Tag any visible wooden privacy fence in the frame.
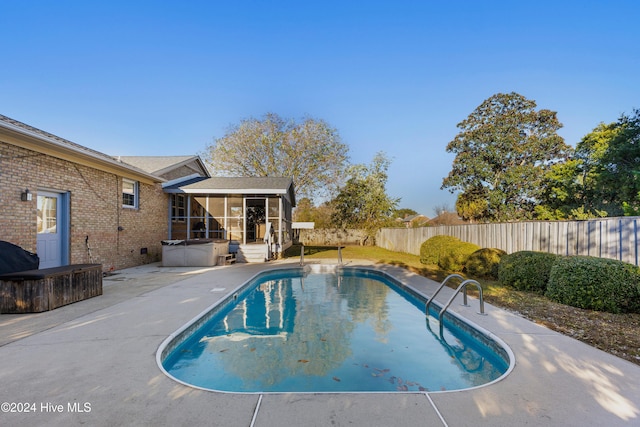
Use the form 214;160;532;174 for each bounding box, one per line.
376;216;640;266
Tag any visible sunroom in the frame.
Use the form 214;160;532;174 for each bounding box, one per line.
162;176;295;262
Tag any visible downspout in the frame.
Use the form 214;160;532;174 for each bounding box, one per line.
223;196;228;240
243;196;247;245
167;194;172;239
116;175;120;258
278;197;283;256
187;195;192;240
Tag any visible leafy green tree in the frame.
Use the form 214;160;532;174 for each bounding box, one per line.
537;122;618;219
442;92;571;222
331;152;400;242
293;197;334;228
293;197;315;222
597;109;640;215
455;187;489;223
310;202;335;228
537;112;640;218
205;113;349;200
535;159;584;219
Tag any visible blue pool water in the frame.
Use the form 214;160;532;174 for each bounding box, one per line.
160;266;510;393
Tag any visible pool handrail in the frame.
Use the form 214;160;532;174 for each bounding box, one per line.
300;244;305;266
438;279;486;335
425;274;464;316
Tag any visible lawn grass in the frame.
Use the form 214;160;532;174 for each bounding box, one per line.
285;244;447;280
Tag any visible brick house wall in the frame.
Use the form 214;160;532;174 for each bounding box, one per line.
0;142;35;250
0;141;168;271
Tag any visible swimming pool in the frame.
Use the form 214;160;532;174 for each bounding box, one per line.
157;265;512;393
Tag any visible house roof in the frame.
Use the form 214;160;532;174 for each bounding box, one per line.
0;114;164;184
427;212;467;226
401;214;429;223
163;176;296;205
117;156;209;178
1;115;297;203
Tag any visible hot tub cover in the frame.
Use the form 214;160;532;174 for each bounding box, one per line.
161;239;228;246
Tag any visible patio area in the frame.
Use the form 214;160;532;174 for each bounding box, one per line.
1;260;639;426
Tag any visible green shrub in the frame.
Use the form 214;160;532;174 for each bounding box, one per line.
438;241;481;272
498;251;559;293
546;256;640;314
420;235;460;265
465;248;507;279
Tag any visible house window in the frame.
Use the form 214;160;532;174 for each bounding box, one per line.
122;178;139;208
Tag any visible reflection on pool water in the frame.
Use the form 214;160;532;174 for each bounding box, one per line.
159;266;510;393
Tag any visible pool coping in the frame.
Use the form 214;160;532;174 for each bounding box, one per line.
1;260;639;426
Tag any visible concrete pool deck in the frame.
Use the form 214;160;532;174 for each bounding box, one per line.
1;260;639;426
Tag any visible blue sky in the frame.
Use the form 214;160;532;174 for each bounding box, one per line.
2;1;639;217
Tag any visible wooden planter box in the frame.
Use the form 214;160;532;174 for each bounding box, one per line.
0;264;103;313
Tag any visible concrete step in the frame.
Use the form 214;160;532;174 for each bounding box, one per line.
236;244;268;263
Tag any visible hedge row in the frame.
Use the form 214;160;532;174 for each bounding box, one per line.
498;251;640;314
420;235;640;314
419;236;501;278
547;257;640;314
419;235;461;266
498;251;560;293
466;248;507;279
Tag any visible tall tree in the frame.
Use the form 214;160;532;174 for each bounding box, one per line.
598;109;640;214
332;152;400;242
534;158;586;219
293;197;315;222
537;112;640;219
536;122;619;219
455;187;488;223
293;197;334;228
205;113;349;200
442;92;570;222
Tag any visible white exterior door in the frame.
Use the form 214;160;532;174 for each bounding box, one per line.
37;192;63;268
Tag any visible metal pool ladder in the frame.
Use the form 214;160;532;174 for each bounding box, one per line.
425;274;465;316
426;274;486;335
438;279;486;320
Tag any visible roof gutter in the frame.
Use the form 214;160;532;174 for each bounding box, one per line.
163;187;289;195
0;120;164;184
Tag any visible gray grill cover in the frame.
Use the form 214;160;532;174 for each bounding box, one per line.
0;241;40;275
